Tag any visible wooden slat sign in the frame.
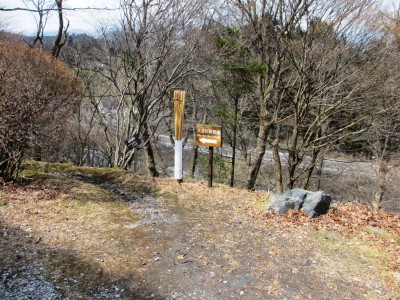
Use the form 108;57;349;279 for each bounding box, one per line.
195;125;222;148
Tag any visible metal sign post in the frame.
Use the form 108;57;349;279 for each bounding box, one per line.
174;90;186;182
195;125;222;187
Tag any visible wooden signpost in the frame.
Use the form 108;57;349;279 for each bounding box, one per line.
195;124;222;187
174;90;186;182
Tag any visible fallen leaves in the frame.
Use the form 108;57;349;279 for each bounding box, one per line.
291;267;299;274
244;202;400;273
176;254;186;260
247;202;400;236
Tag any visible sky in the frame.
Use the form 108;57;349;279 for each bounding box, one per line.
0;0;120;36
0;0;396;36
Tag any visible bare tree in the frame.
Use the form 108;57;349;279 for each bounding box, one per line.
363;4;400;209
275;0;382;190
229;0;311;190
22;0;54;48
78;0;210;176
227;0;386;192
50;0;69;58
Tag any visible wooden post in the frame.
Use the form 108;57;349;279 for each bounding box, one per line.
174;90;186;182
208;146;214;188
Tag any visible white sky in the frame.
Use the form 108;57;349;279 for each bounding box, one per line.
0;0;120;35
0;0;396;36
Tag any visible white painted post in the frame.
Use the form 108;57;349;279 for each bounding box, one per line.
174;140;183;180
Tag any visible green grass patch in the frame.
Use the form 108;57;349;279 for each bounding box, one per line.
22;161;124;183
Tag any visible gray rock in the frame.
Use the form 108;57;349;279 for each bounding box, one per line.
268;188;331;217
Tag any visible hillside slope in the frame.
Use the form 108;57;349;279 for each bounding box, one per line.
0;163;399;299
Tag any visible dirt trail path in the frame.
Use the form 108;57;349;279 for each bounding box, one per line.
1;169;398;299
96;174;393;299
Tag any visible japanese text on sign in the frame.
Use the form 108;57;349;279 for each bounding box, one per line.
195;125;222;148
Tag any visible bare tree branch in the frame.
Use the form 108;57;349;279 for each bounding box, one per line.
0;6;120;12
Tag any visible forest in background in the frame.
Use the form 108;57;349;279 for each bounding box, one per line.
0;0;399;211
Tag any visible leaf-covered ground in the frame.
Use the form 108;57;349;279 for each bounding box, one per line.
0;162;399;299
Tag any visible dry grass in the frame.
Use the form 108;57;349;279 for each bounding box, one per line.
1;162;399;299
1;172;151;296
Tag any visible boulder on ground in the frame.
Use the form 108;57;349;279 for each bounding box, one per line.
268;188;332;218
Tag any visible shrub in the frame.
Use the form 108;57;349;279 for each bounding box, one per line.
0;42;81;181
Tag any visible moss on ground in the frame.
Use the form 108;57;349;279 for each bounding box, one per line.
22;161;124;183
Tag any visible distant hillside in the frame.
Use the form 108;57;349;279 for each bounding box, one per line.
0;31;98;51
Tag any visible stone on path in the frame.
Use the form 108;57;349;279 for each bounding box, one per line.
268;188;332;218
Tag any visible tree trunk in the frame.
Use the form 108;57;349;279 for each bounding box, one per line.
245;52;281;190
33;144;43;162
165;118;175;146
373;159;388;209
372;134;390;209
246;116;271;190
51;0;68;58
230;96;239;187
270;126;282;193
301;149;320;189
190;111;207;179
121;149;136;170
287;125;299;189
316;155;324;190
78;145;84;166
143;124;159;177
190;144;199;178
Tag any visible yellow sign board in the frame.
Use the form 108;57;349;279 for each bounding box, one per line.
195;125;222;147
